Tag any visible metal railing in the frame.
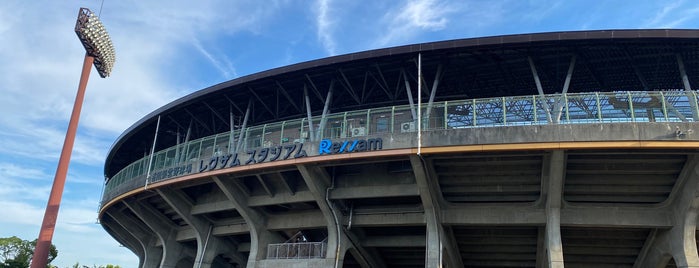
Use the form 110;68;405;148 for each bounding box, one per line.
266;242;327;259
101;90;699;204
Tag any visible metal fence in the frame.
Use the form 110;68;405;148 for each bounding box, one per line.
266;242;327;259
102;90;699;204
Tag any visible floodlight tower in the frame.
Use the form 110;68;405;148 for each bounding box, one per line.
30;7;115;268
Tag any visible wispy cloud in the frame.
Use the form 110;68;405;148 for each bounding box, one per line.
637;0;699;29
192;37;238;79
376;0;457;46
644;0;684;28
521;1;563;22
0;181;51;204
0;162;49;180
314;0;338;55
0;201;44;225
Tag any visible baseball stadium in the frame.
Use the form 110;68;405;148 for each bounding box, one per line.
99;29;699;268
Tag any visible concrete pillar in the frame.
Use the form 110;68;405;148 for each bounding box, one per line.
197;239;231;268
640;207;699;268
213;175;282;267
296;165;343;266
123;199;192;268
410;155;463;268
341;230;385;268
156;187;244;268
636;156;699;268
544;150;565;268
102;216;146;268
635;156;699;268
442;226;464;268
106;209;163;268
536;227;546;268
297;164;386;268
143;245;164;268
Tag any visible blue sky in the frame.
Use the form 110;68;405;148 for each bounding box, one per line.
0;0;697;267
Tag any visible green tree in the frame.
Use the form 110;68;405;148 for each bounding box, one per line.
0;236;57;268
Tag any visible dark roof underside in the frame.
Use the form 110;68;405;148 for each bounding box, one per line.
105;29;699;177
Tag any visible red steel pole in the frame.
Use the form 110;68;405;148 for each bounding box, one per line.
30;54;94;268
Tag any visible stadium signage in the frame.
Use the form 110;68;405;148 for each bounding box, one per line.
150;163;193;182
198;143;308;172
319;138;383;155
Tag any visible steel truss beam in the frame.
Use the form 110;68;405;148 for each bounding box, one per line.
203;102;229;128
372;63;395;100
248;86;275;119
339;68;361;104
305;74;326;102
276;81;302;113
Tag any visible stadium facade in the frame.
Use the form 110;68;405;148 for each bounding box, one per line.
99;29;699;268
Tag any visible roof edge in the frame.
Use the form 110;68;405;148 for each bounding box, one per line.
104;29;699;177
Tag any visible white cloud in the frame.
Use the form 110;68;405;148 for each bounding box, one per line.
0;200;44;226
0;0;293;168
0;162;49;180
0;165;52;202
52;205;137;267
192;37;238;79
376;0;458;46
652;5;699;28
315;0;338;55
643;0;684;28
520;0;563;22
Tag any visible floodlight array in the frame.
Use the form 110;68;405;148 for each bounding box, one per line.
75;8;116;78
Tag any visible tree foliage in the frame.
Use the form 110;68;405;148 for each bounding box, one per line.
0;236;57;268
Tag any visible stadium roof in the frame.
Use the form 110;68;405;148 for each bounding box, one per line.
105;29;699;178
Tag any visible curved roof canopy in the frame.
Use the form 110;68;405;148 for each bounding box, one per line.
105;29;699;178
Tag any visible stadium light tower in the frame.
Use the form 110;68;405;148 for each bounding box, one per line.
30;7;115;268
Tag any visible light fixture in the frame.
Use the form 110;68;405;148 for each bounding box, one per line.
74;7;116;78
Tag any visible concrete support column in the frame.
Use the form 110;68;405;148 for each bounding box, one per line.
156;187;243;268
536;227;546;268
544;150;565;268
643;221;699;268
102;216;147;268
106;209;163;268
296;164;343;266
197;238;234;268
297;164;386;268
195;232;231;268
342;229;385;268
546;208;564;268
213;175;281;267
123;199;192;268
636;156;699;268
410;155;463;268
442;226;463;268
